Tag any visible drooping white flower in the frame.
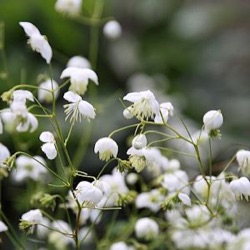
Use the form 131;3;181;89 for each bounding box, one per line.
94;137;118;161
132;134;147;149
63;91;96;123
0;221;8;232
38;79;59;103
229;177;250;200
19;22;52;64
74;181;103;206
21;209;43;224
12;90;34;103
135;217;159;241
203;110;223;132
55;0;82;16
67;56;91;69
154;102;174;123
127;147;147;172
39;131;57;160
236;149;250;176
60;67;98;95
103;20;122;40
11;155;47;182
123;90;160;120
0;143;10;168
136;189;164;212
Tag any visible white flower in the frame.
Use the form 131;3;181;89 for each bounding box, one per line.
12;90;34;103
229;177;250;200
39;131;57;160
203;110;223;132
21;209;43;224
126;173;138;185
236;149;250;176
123;90;160;120
63;91;96;122
178;193;191;206
135;217;159;241
0;221;8;232
123;107;134;119
154;102;174;123
67;56;91;69
110;242;134;250
55;0;82;16
60;67;98;95
185;205;210;227
11;155;47;182
103;20;122;40
38;79;59;103
0;143;10;167
132;134;147;149
94;137;118;161
127;147;147;172
75;181;103;206
19;22;52;64
136;189;164;212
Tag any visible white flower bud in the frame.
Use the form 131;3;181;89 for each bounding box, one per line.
236;149;250;176
203;110;223;132
103;20;122;40
132;134;147;149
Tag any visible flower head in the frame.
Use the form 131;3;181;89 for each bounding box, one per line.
61;67;98;95
19;22;52;64
67;56;91;69
154;102;174;123
229;177;250;200
135;217;159;241
123;90;160;120
38;79;59;103
39;131;57;160
103;20;122;40
94;137;118;161
63;91;96;123
55;0;82;16
236;149;250;176
203;110;223;134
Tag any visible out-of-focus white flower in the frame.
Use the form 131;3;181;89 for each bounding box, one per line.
123;90;160;120
0;143;10;167
136;189;164;212
203;110;223;132
229;177;250;200
161;170;189;194
178;192;191;206
228;228;250;250
0;221;8;232
11;155;47;182
103;20;122;40
94;137;118;161
75;181;103;206
236;149;250;176
132;134;147;149
49;220;74;248
60;67;98;95
37;217;50;239
55;0;82;16
135;217;159;241
67;56;91;69
21;209;43;224
126;172;138;185
154;102;174;123
19;22;52;64
39;131;57;160
38;79;59;103
12;90;34;103
63;91;95;123
123;107;134;119
185;205;210;227
110;241;134;250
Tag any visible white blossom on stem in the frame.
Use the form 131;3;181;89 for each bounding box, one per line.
94;137;118;161
60;67;98;95
229;177;250;200
132;134;147;149
67;56;91;69
38;79;59;103
123;90;160;120
103;20;122;40
63;91;96;122
55;0;82;16
39;131;57;160
19;22;52;64
236;149;250;176
203;110;223;134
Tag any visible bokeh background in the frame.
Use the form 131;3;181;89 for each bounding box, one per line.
1;0;250;247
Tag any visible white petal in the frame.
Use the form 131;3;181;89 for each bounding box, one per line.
41;143;57;160
178;193;191;206
0;221;8;232
78;100;96;119
63;91;82;103
19;22;41;37
60;67;78;78
67;56;91;69
39;38;52;64
83;68;99;85
39;131;55;143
